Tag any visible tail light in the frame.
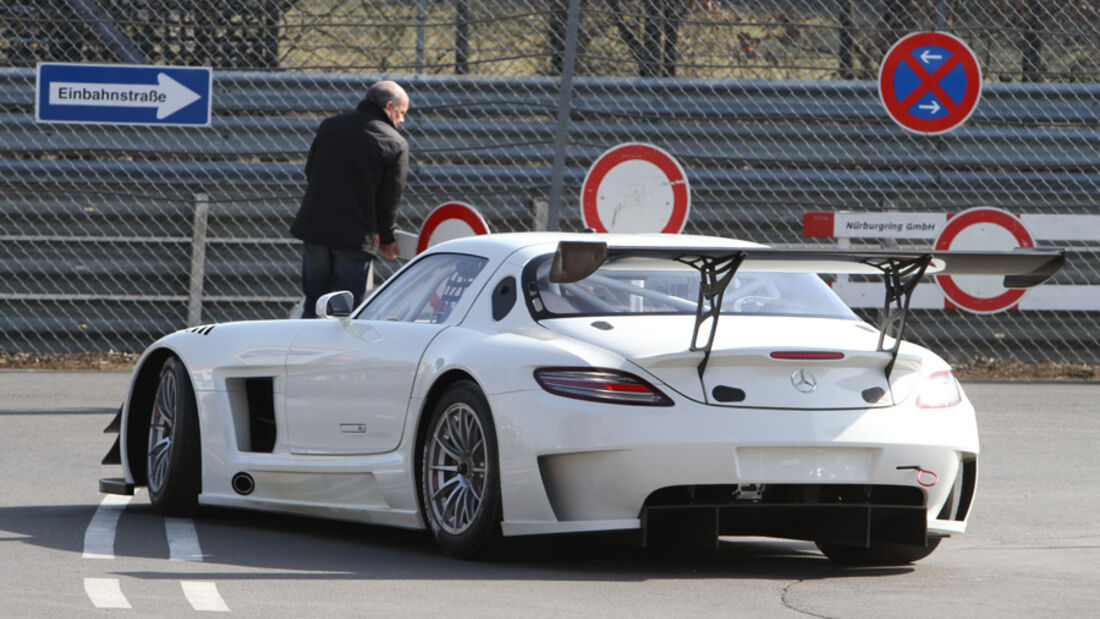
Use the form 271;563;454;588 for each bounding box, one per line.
534;367;673;406
916;370;962;408
770;351;845;360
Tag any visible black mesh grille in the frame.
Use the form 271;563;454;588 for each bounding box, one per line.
644;483;924;509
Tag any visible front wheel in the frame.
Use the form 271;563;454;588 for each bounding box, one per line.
145;356;202;515
816;537;942;566
419;381;502;559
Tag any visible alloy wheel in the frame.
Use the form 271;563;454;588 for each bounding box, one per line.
146;365;178;494
425;402;488;535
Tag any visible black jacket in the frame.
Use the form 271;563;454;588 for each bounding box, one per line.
290;99;408;252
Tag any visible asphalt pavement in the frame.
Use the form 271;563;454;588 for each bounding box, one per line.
0;370;1097;618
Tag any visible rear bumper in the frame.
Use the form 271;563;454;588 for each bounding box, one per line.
491;388;979;540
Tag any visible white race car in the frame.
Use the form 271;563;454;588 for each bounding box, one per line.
100;233;1064;564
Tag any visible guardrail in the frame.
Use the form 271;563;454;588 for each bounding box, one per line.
0;68;1097;361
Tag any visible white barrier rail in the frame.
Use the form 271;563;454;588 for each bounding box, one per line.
802;210;1100;312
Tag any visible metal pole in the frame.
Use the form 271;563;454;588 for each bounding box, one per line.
66;0;146;64
935;0;947;30
455;0;471;75
187;193;209;327
416;0;427;74
545;0;582;232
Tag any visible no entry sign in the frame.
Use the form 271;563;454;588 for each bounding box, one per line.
878;32;982;135
417;202;489;254
934;207;1034;313
802;209;1096;312
580;143;690;233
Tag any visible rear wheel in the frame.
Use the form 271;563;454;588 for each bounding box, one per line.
419;381;502;559
816;537;941;566
145;356;201;515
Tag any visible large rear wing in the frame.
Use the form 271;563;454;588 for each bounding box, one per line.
549;241;1065;289
548;241;1066;382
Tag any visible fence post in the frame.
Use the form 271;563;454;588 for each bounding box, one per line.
455;0;471;75
187;193;209;327
416;0;427;74
837;0;853;79
545;0;582;232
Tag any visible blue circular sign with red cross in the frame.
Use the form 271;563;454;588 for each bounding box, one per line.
878;31;982;135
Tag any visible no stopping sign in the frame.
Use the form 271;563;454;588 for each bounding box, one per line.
878;31;982;135
935;207;1035;313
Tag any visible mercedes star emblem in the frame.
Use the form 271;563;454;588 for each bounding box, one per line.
791;368;817;393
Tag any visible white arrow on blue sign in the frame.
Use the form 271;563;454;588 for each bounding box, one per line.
36;62;212;126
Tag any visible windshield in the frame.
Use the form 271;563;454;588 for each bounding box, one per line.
523;254;857;320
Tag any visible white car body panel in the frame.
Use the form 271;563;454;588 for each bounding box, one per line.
102;232;1060;553
284;320;445;455
542;315;915;408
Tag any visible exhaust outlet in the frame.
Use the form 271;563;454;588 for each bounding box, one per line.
231;472;255;495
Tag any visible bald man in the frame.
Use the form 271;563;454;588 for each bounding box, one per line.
290;81;410;318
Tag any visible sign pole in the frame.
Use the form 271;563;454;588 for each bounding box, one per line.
545;0;582;232
187;193;209;327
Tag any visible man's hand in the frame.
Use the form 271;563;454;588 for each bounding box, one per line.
378;241;400;259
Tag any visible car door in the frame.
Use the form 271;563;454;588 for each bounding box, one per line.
283;252;489;455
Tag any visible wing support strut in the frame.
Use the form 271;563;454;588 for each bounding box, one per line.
678;252;747;399
865;254;933;380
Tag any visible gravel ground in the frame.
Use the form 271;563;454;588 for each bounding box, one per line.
1;351;1096;381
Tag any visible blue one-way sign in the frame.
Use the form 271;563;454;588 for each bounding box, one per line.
36;62;212;126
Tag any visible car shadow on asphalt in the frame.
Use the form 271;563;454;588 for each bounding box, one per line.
0;502;912;582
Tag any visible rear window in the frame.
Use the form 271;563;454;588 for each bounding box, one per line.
522;254;857;320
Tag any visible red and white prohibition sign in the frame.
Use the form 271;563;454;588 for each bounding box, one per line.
878;31;982;134
416;201;490;254
935;207;1035;313
581;142;690;233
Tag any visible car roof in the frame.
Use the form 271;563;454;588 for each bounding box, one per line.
419;232;762;265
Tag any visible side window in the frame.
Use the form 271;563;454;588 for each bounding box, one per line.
357;253;488;323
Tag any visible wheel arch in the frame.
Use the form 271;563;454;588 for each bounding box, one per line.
124;348;184;486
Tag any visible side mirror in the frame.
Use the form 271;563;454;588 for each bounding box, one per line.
316;291;354;319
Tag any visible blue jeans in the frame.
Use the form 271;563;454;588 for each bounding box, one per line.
300;243;373;318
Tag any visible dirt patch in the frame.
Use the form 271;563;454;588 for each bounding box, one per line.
952;357;1099;381
1;351;1096;381
0;351;140;371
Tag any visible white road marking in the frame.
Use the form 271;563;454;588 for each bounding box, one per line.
82;494;132;559
83;495;230;611
181;581;230;612
165;517;204;561
83;578;132;609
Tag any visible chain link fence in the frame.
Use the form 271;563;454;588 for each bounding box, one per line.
1;0;1097;365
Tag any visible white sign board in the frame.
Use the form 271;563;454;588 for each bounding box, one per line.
580;143;690;233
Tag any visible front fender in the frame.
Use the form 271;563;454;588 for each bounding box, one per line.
118;319;308;486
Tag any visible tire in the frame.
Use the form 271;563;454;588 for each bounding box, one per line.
816;537;942;566
145;356;202;516
419;381;502;559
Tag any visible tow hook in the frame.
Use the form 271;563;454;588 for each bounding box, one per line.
897;465;939;487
